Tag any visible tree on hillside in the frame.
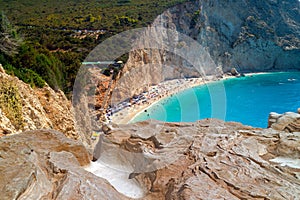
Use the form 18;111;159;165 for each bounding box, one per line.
0;12;22;56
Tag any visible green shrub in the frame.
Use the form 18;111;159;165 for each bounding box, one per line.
4;64;46;88
0;79;24;129
14;43;65;90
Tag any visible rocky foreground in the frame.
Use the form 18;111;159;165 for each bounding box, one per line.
1;118;299;199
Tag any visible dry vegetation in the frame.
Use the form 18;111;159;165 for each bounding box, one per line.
0;78;23;129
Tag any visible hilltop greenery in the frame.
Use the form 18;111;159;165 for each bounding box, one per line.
1;0;188;30
0;0;190;96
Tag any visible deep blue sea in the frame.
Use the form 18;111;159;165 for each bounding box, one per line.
131;72;300;128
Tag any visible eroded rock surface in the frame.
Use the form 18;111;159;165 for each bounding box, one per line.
1;120;300;199
96;119;300;199
151;0;300;72
0;130;128;200
268;110;300;132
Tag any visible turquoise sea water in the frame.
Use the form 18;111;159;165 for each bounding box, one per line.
131;72;300;128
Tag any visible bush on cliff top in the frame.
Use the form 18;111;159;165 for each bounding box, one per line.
4;64;46;88
0;79;24;129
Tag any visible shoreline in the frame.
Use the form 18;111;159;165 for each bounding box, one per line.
111;75;229;124
110;72;280;124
